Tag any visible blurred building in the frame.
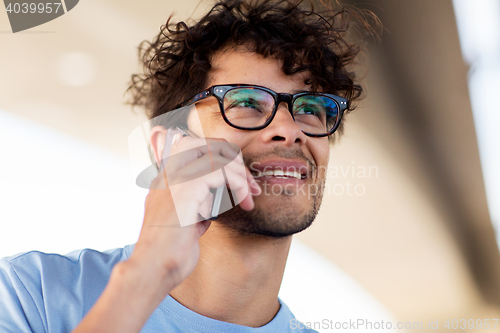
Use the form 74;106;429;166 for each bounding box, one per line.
1;0;499;332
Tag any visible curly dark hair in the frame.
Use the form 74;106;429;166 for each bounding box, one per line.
127;0;379;139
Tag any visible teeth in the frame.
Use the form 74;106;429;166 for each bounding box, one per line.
255;170;303;179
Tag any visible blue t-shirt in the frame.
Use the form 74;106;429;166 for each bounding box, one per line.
0;245;317;332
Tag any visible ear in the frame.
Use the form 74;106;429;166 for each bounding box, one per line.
150;126;168;169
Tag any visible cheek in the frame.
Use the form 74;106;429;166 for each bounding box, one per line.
187;104;223;138
186;107;204;137
224;130;254;151
311;140;330;178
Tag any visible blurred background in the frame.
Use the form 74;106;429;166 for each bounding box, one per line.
1;0;499;332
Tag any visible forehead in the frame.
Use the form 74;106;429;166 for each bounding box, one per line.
207;47;310;93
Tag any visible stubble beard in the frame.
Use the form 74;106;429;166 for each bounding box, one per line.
215;151;326;239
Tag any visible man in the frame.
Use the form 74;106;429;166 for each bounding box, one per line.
0;0;374;332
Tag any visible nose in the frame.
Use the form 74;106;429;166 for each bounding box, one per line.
260;102;307;146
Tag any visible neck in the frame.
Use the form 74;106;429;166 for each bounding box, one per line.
169;223;292;327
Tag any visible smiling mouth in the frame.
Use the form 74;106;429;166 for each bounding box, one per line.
251;169;307;180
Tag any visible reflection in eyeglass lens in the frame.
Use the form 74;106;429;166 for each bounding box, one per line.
293;95;339;134
223;87;339;134
223;88;274;128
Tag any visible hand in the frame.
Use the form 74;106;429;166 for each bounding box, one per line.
128;134;261;291
72;134;260;333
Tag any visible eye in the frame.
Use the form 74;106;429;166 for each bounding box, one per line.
295;104;322;116
294;100;326;119
228;98;263;112
223;88;274;117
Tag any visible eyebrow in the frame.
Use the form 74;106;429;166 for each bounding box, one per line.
292;89;311;94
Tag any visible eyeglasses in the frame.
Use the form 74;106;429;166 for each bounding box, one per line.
176;84;348;137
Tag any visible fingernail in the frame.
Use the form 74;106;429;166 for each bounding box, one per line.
251;179;261;195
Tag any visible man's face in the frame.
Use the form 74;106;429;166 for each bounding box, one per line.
187;47;330;238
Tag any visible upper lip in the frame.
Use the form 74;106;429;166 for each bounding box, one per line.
248;159;310;179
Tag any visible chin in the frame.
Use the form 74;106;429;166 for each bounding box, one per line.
215;192;322;239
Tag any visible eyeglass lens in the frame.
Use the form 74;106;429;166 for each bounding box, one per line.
222;87;339;135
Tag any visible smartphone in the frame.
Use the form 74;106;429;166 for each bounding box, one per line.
163;127;224;220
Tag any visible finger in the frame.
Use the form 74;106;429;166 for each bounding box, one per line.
222;167;255;210
170;136;242;162
166;153;237;186
160;135;209;173
223;159;261;198
189;159;256;211
238;192;256;211
196;220;211;237
165;140;242;176
205;140;242;164
173;166;248;197
169;167;249;224
170;136;240;159
198;191;214;220
227;167;260;212
244;166;261;196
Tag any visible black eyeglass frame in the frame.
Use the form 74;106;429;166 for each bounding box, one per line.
176;84;348;137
